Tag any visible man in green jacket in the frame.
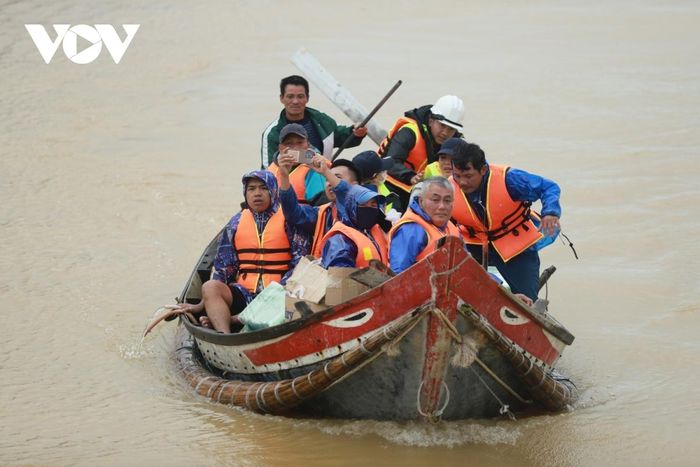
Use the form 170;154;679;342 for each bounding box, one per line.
261;75;368;168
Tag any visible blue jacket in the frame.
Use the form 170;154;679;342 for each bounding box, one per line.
279;180;352;235
389;199;449;274
321;186;382;269
390;198;505;282
467;166;561;250
467;166;561;219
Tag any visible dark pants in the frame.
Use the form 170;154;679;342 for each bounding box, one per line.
227;283;253;313
467;244;541;301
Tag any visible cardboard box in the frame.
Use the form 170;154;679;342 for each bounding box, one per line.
284;256;328;304
324;267;370;306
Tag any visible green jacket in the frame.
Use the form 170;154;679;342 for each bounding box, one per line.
261;107;362;167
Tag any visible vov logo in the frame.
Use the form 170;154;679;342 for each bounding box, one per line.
25;24;140;64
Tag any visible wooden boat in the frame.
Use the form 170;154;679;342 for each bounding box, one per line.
173;234;576;421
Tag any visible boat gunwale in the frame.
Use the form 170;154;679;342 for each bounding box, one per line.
180;235;574;348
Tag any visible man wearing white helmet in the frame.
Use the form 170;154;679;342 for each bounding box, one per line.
378;95;465;210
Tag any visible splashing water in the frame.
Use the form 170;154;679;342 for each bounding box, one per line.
271;416;522;448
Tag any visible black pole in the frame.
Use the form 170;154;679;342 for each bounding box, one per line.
331;80;402;161
538;266;557;291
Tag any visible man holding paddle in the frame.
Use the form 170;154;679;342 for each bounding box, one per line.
261;75;368;168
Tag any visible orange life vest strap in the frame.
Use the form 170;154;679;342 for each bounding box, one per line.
320;222;387;267
449;166;542;261
380;117;430;194
390;209;460;262
311;203;336;258
234;209;292;292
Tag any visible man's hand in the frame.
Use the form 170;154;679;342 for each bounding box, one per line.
540;215;560;237
514;293;534;307
352;125;368;138
309;154;341;188
277;151;297;177
410;171;424;185
309;154;330;174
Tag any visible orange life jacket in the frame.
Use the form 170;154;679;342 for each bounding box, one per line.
319;222;388;268
234;209;292;293
310;203;338;258
450;165;543;262
379;116;429;193
389;208;461;266
268;162;311;203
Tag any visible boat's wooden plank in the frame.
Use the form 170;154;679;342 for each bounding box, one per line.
349;267;392;288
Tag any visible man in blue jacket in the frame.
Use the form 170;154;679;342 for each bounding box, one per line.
450;140;561;300
388;177;461;274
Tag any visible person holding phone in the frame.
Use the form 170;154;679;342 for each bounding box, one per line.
267;123;328;204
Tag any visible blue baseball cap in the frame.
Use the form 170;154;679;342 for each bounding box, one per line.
352;185;386;206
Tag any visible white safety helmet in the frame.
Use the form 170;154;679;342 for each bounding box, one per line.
430;95;465;131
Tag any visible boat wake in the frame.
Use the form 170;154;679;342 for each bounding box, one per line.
292;418;521;447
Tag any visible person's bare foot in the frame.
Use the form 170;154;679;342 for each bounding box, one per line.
198;315;213;328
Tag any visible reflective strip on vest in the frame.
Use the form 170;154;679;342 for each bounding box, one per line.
423;161;444;179
449;166;543;262
234;209;292;293
377;182;394;212
380;117;429;194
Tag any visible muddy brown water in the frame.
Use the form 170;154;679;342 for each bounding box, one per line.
2;1;699;465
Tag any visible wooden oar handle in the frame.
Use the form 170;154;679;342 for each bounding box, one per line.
332;80;403;161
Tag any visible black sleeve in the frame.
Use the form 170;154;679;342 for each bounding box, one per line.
385;127;418;184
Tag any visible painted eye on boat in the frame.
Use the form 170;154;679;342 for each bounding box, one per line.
323;308;374;328
499;306;530;326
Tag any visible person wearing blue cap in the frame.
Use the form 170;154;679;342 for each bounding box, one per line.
423;137;459;178
319;185;388;269
350;150;401;214
351;150;393;186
